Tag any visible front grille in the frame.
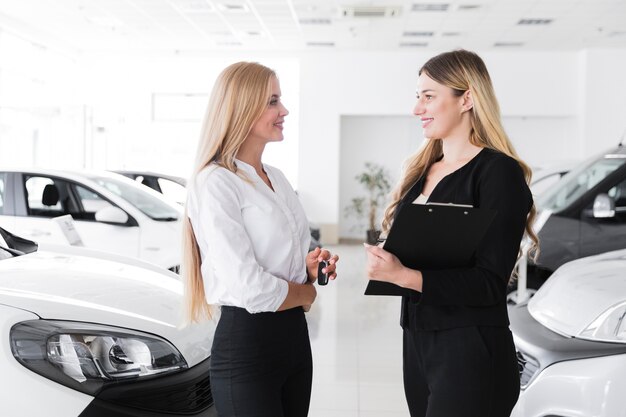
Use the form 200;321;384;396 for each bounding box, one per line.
110;372;212;413
517;350;539;388
93;356;213;415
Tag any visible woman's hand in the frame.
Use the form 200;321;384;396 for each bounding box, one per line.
306;247;340;283
364;243;423;291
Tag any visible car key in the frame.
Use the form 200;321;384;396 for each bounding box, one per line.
317;260;329;286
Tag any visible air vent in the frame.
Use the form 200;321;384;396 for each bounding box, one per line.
340;6;402;18
306;41;335;47
400;42;428;47
442;31;462;37
518;18;553;25
403;31;434;37
411;3;449;12
494;42;524;47
299;18;332;25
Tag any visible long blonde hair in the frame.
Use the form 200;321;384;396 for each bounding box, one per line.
381;50;539;261
182;62;276;323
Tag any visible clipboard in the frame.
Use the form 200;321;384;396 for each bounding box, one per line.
364;203;496;296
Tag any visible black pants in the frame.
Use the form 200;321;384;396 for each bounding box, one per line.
403;325;520;417
209;306;313;417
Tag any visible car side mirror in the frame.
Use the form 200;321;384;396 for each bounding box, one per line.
95;206;129;224
592;193;616;218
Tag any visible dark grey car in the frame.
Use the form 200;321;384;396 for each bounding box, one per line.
524;144;626;289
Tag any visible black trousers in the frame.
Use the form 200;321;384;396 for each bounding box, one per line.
209;306;313;417
403;323;520;417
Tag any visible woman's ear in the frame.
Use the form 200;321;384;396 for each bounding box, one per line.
461;90;474;113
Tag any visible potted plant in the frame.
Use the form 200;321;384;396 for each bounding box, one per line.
344;162;392;244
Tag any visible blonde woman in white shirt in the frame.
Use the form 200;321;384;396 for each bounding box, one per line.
183;62;339;417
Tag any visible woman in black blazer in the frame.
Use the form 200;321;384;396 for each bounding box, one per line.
364;50;538;417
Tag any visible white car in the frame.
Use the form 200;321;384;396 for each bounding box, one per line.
0;227;216;416
0;169;182;271
510;249;626;417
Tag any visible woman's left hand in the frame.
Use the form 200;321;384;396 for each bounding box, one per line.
306;247;339;283
364;243;405;284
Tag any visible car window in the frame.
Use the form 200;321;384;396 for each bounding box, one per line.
24;176;70;218
88;176;180;221
537;158;626;212
530;172;567;196
157;178;187;205
74;185;115;220
0;174;5;215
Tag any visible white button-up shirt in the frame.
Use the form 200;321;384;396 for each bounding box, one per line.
187;160;311;313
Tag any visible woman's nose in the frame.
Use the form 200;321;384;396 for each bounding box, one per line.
413;101;425;116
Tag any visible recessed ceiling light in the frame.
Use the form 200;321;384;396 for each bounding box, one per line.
518;18;553;25
299;18;332;25
494;42;524;47
456;4;482;11
340;6;402;18
176;0;215;13
306;41;335;47
216;3;250;13
217;41;243;46
403;31;434;37
411;4;449;12
399;42;429;47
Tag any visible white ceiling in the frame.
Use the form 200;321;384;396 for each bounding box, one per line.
0;0;625;56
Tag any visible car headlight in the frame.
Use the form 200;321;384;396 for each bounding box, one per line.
579;301;626;343
10;320;187;395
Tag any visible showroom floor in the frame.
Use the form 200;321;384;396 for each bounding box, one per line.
306;244;411;417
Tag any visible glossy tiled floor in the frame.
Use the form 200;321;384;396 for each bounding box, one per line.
305;244;411;417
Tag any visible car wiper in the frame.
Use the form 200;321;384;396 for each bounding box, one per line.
153;216;179;222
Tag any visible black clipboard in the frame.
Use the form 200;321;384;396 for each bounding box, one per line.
364;203;496;296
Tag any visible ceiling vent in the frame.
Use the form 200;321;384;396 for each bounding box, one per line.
411;3;450;12
340;6;402;18
403;31;434;37
299;18;332;25
518;18;553;25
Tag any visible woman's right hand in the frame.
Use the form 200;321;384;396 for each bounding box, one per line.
278;281;317;311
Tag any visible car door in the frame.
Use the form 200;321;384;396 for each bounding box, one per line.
68;182;141;259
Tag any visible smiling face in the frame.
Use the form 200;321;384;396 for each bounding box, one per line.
413;72;471;140
247;76;289;144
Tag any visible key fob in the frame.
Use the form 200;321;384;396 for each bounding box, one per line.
317;260;329;286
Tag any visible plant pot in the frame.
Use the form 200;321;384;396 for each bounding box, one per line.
366;229;381;245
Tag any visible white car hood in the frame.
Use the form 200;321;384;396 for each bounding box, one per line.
0;250;215;367
528;249;626;337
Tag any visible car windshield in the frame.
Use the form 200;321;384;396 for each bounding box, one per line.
537;156;626;212
88;176;180;221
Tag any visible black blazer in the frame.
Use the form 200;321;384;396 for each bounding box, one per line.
399;147;533;330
